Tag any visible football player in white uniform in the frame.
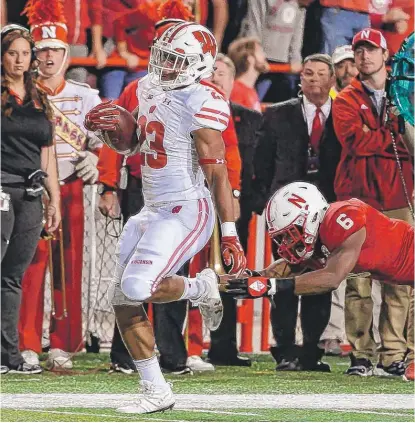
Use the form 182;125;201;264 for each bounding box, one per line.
85;21;246;413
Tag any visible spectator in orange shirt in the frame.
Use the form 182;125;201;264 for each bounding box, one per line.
100;0;193;99
227;37;268;112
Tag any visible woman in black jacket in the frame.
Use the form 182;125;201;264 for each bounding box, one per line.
1;26;61;374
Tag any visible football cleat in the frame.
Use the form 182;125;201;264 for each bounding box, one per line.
374;361;405;377
117;381;175;414
345;357;373;377
191;268;223;331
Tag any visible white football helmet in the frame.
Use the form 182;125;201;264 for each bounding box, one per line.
148;21;217;90
265;182;329;264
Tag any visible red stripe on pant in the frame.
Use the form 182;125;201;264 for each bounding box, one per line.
18;178;85;353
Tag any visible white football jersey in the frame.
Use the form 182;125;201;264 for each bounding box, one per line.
47;80;102;181
137;76;230;204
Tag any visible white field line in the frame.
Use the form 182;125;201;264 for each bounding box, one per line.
1;394;414;411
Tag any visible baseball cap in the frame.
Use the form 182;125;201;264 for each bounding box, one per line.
332;45;354;65
352;28;387;50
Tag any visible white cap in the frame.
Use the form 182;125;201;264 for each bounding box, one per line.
332;45;354;65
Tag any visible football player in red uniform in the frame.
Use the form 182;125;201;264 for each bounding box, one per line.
223;181;413;296
221;181;414;380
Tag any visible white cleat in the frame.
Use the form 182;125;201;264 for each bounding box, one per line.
45;348;73;370
186;355;215;372
192;268;223;331
117;381;175;414
21;350;40;366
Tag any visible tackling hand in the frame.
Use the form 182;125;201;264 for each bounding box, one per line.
221;235;246;276
219;272;295;303
84;100;120;132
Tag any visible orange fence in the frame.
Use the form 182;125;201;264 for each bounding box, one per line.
70;57;295;74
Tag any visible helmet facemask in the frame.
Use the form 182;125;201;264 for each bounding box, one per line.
270;211;321;265
149;42;201;90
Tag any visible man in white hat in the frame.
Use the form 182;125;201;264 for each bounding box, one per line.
331;44;358;96
320;44;359;356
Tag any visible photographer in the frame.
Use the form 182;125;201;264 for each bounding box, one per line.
1;26;61;374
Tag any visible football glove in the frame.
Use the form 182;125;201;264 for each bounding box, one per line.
221;235;246;276
84;100;120;132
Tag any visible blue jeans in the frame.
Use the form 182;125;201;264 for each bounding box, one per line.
320;8;370;55
100;69;147;99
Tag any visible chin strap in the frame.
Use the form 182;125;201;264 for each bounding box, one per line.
36;47;69;78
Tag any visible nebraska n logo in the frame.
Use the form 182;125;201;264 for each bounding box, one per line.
41;26;57;39
287;194;307;209
360;30;370;40
193;31;217;57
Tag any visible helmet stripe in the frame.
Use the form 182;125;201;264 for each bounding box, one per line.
167;21;197;43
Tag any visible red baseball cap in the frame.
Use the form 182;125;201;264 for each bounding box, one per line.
352;28;388;50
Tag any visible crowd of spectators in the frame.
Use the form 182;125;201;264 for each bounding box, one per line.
1;0;413;382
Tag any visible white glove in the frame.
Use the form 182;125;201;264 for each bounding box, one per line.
74;151;99;184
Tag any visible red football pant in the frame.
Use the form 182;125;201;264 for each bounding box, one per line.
19;178;85;353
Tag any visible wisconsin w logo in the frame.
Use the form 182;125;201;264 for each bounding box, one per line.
193;30;217;57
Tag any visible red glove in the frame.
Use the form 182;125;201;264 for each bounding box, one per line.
221;236;246;276
84;100;120;132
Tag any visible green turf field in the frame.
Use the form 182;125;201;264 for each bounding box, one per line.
1;354;414;422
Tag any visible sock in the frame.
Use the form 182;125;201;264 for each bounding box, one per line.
179;276;206;301
133;355;168;388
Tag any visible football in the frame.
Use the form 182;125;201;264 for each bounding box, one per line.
103;106;139;156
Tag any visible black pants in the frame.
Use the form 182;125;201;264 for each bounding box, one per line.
269;244;332;366
1;187;43;368
110;175;188;370
208;294;239;360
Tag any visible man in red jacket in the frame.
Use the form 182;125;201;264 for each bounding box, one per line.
332;28;413;380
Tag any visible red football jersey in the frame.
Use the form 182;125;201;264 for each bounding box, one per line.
319;199;414;284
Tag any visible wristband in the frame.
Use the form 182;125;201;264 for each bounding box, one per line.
269;277;296;296
221;222;237;237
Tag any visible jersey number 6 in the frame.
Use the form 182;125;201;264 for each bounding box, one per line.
336;213;354;230
138;115;167;169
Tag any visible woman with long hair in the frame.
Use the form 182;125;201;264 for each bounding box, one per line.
1;26;61;374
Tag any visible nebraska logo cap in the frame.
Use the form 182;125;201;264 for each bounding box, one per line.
352;28;387;50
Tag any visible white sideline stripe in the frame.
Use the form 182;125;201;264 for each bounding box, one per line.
6;407;414;422
1;394;414;411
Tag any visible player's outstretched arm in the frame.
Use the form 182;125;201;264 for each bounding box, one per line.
222;228;366;298
194;127;246;276
294;227;365;295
